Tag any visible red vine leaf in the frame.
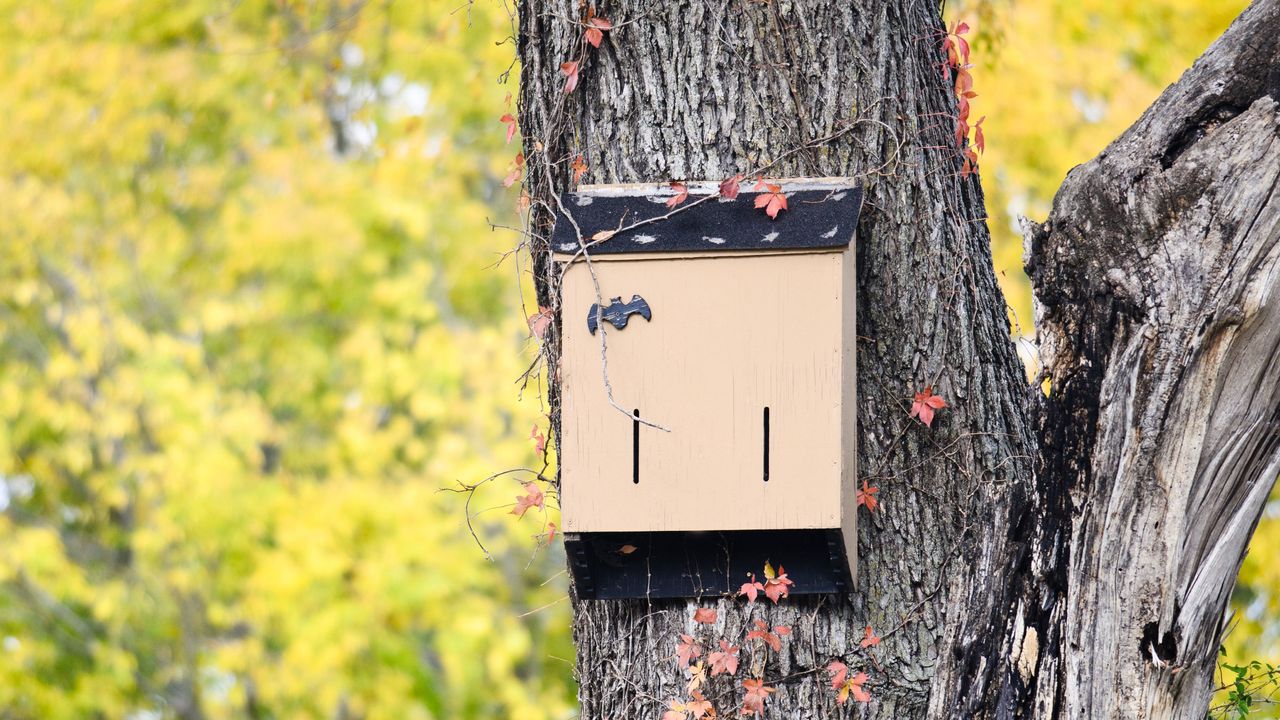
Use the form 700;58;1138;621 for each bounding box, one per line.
571;153;588;184
954;65;974;96
738;572;765;603
686;693;713;720
860;625;881;649
661;700;687;720
510;482;544;518
663;693;712;720
973;116;986;154
762;561;794;603
545;521;557;543
837;671;871;705
945;21;971;66
693;607;717;624
529;422;547;455
753;183;788;220
741;678;776;716
719;174;743;199
584;10;613;48
618;544;638;555
745;619;789;653
857;480;879;512
499;113;517;144
666;181;689;208
962;146;980;177
827;660;848;690
909;385;947;427
503;152;525;188
527;306;552;340
676;634;702;669
708;640;739;676
560;61;580;93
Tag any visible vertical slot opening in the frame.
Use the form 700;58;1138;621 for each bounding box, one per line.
632;409;641;484
763;407;770;482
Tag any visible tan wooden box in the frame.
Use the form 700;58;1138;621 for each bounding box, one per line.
553;180;862;599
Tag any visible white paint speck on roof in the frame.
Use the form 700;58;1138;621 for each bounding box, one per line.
761;231;779;243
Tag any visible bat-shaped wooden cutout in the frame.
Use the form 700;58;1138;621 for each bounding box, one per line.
587;295;652;335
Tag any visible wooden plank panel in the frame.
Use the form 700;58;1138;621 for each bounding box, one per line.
560;251;849;533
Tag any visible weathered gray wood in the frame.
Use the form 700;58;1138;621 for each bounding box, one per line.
515;0;1280;717
1025;0;1280;716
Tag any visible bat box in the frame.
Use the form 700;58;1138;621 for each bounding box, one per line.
554;179;862;600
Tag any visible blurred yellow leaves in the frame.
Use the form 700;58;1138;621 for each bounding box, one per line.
3;0;1269;717
958;0;1248;342
0;1;565;719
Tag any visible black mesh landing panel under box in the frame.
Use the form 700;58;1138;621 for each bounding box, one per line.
564;529;853;600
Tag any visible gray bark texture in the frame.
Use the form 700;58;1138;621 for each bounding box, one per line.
515;0;1280;717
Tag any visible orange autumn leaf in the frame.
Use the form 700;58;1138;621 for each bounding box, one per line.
738;572;765;603
857;480;879;512
693;607;717;624
685;692;713;719
503;152;525;188
837;671;871;705
860;625;880;649
666;181;689;208
685;660;708;695
527;306;552;340
762;561;794;603
753;183;788;219
584;10;612;48
499;112;517;144
745;619;789;653
560;61;580;93
827;660;848;689
708;639;739;676
676;634;702;669
718;174;743;199
663;694;712;720
662;700;687;720
571;153;588;184
529;422;547;455
741;678;776;716
962;146;980;177
510;481;544;518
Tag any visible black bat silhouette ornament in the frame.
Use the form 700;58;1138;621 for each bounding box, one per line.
587;295;652;335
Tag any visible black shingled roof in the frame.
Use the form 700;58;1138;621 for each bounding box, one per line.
552;184;863;255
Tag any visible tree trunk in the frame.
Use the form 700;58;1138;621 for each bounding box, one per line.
515;0;1280;717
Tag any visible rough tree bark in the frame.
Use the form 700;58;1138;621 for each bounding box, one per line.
515;0;1280;717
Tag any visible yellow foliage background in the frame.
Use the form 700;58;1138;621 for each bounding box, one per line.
0;0;1273;717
